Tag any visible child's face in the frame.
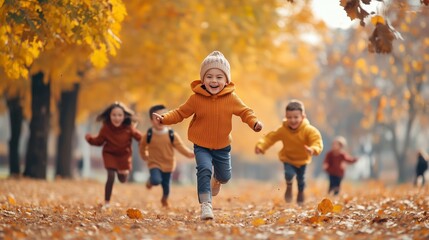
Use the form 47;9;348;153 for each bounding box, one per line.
285;110;304;130
110;107;125;127
332;141;342;151
202;68;228;95
151;109;167;130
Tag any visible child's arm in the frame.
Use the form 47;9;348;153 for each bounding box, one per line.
138;133;149;160
255;128;282;154
85;125;106;146
305;126;323;156
172;132;195;158
342;152;358;164
232;94;261;131
131;127;143;142
154;97;195;125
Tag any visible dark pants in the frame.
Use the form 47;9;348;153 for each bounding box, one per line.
149;168;172;197
283;163;307;192
194;144;232;203
328;175;343;195
105;168;128;201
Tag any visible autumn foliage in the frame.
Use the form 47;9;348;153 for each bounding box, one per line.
1;178;428;239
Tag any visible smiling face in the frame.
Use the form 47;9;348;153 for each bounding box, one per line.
202;68;228;95
285;110;304;130
110;106;125;127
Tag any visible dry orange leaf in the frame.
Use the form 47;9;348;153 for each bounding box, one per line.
317;198;334;215
126;208;143;219
252;218;266;227
7;195;16;205
333;204;343;213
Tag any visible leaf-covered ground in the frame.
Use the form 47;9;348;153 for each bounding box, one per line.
1;178;428;239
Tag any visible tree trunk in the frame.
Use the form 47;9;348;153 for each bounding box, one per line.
55;83;80;178
6;96;23;176
23;72;51;179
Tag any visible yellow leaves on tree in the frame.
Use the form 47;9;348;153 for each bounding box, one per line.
126;208;143;219
0;0;126;79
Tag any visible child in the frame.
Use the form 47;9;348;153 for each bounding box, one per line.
255;99;323;204
139;104;195;207
414;150;428;187
152;51;263;220
85;101;142;209
322;136;357;195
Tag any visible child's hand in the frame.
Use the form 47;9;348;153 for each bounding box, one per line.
322;163;328;170
152;112;163;123
255;146;263;154
188;152;195;158
304;145;314;155
85;134;91;141
254;121;263;132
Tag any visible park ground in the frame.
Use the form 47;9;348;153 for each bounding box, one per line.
1;177;428;240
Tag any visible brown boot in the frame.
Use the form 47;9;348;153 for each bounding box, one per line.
146;180;152;190
297;191;304;204
161;196;169;207
285;182;292;203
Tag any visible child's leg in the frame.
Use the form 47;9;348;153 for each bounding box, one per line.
328;175;335;194
422;174;425;186
149;168;163;186
295;165;307;204
105;169;116;203
161;172;172;207
212;145;232;183
117;170;129;183
211;145;232;196
283;163;297;202
194;145;213;203
332;176;342;195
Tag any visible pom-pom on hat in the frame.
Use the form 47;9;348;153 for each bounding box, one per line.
200;51;231;83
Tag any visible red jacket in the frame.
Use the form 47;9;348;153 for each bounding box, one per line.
87;122;142;170
324;150;357;177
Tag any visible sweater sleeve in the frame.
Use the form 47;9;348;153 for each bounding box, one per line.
341;152;357;163
306;126;323;156
162;96;195;125
131;127;142;141
232;93;258;130
86;124;107;146
172;132;194;158
255;127;283;153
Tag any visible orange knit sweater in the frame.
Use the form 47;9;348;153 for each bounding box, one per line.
161;80;259;149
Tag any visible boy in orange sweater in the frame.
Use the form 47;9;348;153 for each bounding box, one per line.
255;100;323;204
153;51;263;220
139;104;194;207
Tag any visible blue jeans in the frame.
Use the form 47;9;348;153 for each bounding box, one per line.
283;163;307;192
194;144;232;203
149;168;172;197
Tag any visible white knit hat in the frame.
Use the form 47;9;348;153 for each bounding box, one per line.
200;51;231;83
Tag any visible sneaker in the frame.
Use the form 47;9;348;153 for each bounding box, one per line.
285;183;292;203
146;181;152;190
161;196;169;208
297;191;304;204
211;178;221;196
200;202;214;220
101;203;110;211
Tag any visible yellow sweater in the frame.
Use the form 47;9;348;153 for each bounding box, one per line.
161;80;259;149
139;128;193;172
256;119;323;167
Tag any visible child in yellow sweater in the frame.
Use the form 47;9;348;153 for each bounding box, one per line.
153;51;263;220
255;100;323;204
139;104;194;207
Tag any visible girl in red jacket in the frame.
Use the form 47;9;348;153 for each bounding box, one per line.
85;102;142;209
323;136;357;195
